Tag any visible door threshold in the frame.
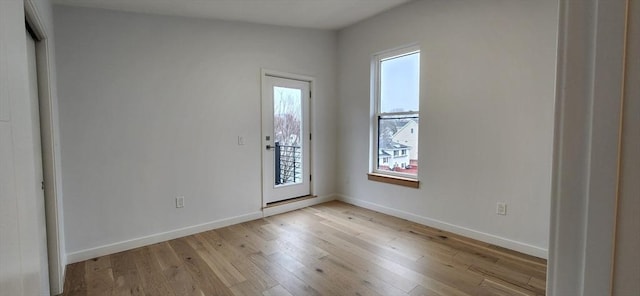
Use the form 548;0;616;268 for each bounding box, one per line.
265;195;316;208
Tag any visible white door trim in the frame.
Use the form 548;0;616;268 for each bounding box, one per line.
612;0;640;293
548;0;629;295
24;2;66;294
260;69;315;207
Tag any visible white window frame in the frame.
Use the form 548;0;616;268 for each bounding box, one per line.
370;45;420;179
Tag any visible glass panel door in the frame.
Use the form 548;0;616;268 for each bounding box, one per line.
262;74;310;204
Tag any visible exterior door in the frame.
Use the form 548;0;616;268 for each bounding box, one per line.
262;74;310;204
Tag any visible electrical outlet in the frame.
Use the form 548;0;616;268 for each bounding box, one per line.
238;136;245;145
176;196;185;208
496;202;507;215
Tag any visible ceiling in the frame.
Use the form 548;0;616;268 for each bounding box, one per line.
52;0;412;30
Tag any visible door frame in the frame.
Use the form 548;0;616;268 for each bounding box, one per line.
24;2;65;294
548;0;633;294
260;69;315;208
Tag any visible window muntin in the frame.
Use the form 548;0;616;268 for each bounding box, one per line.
373;47;420;179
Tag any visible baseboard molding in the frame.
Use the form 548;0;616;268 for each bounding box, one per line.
66;211;263;264
263;194;337;217
66;195;339;264
337;194;548;259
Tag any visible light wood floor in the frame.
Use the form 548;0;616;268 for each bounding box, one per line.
62;201;547;296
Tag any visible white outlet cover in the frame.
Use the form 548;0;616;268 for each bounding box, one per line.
176;196;185;208
496;202;507;215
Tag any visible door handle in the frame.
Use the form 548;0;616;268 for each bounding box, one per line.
266;145;276;150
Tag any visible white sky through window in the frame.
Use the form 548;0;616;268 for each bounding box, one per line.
380;52;420;112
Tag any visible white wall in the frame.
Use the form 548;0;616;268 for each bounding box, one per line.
54;6;338;260
337;0;557;257
0;0;62;294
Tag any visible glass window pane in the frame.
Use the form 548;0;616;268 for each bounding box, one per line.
380;52;420;113
377;116;419;175
273;87;303;185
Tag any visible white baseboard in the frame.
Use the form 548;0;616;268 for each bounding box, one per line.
66;211;263;264
336;194;548;259
263;194;337;217
65;195;339;264
64;193;545;275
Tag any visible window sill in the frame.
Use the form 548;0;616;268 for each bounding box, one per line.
367;173;419;188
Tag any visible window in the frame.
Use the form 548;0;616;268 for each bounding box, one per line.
371;46;420;180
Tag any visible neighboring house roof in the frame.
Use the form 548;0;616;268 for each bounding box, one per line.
378;150;391;157
391;119;418;139
380;141;410;151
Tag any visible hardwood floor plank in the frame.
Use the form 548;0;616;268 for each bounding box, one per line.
111;251;146;296
148;242;203;296
270;250;387;296
62;201;547;296
408;284;442;296
468;258;543;295
63;262;87;296
322;255;408;296
495;256;547;280
243;218;278;241
527;276;547;292
314;210;409;250
185;234;246;287
271;211;470;296
312;203;456;259
266;251;338;295
86;255;111;272
248;252;322;296
228;223;279;255
268;209;419;293
323;202;413;230
229;280;264;296
487;245;547;267
320;217;424;262
408;257;489;295
406;225;503;263
312;203;460;265
452;250;498;267
229;257;278;292
200;230;249;263
265;218;398;296
479;278;538;296
85;256;114;295
313;204;411;243
132;247;175;296
199;230;282;293
262;284;294;296
168;239;234;296
320;220;494;295
216;225;273;256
